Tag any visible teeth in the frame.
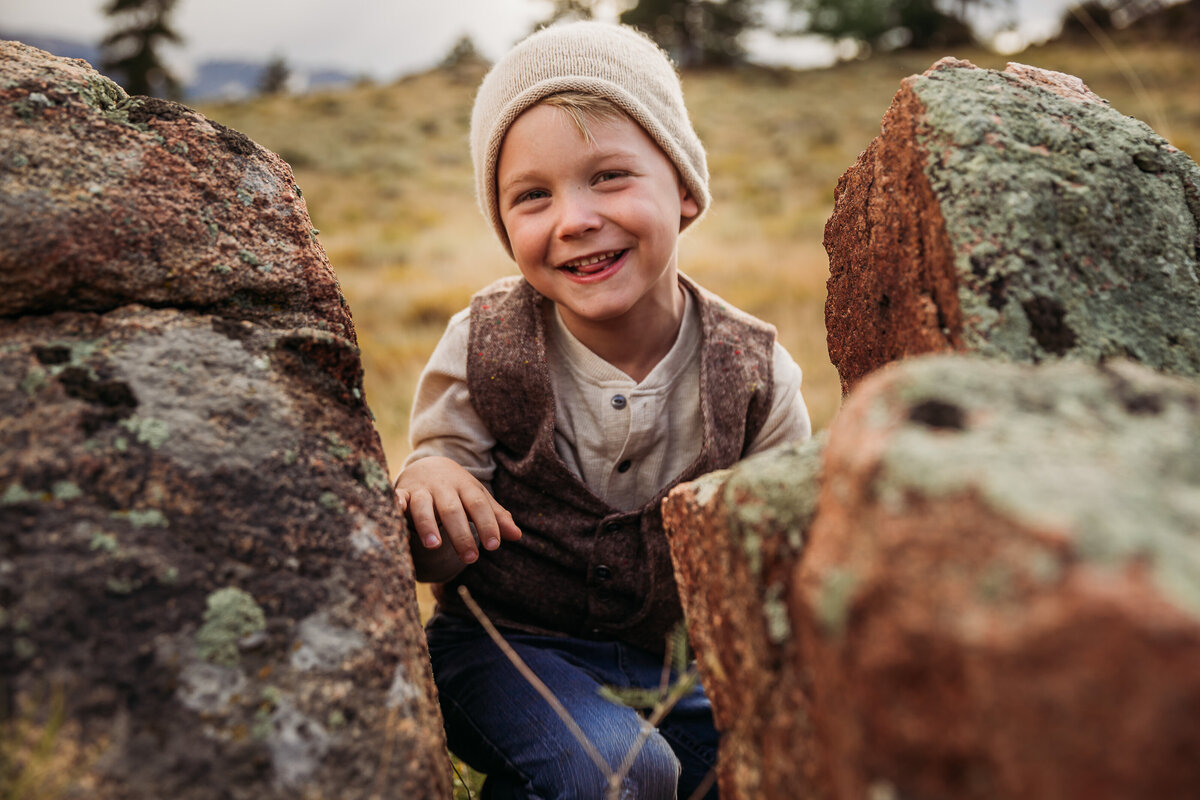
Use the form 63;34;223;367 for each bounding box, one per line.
563;251;620;269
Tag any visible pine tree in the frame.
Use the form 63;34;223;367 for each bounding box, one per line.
101;0;182;98
789;0;1002;51
620;0;761;67
259;55;290;95
535;0;606;26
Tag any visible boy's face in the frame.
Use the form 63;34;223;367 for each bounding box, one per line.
496;103;699;335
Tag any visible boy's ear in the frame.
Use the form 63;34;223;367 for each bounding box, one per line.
678;181;700;231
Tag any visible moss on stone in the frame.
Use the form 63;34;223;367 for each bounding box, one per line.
89;531;119;554
722;434;827;579
51;480;82;501
360;457;390;493
912;65;1200;377
325;432;352;461
872;354;1200;618
20;364;47;395
109;508;168;528
119;415;170;449
816;567;860;635
195;587;267;667
1;482;36;505
319;492;346;515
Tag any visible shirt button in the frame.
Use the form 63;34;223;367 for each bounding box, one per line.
617;459;632;473
595;565;612;580
610;394;627;410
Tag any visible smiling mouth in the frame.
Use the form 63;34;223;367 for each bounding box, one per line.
559;250;627;276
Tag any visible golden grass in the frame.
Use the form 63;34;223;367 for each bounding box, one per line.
199;35;1200;476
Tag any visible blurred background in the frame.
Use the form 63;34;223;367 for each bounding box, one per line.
2;0;1198;469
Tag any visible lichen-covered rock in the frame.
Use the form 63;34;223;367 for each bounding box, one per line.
797;354;1200;799
662;438;831;800
0;42;449;799
0;40;353;338
824;58;1200;394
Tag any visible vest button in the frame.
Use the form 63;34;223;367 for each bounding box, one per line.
595;565;612;580
617;459;632;473
610;394;627;410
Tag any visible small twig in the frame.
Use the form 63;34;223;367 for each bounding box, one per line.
449;756;476;800
457;586;613;778
685;765;719;800
607;668;699;800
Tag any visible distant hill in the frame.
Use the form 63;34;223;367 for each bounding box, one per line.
0;30;356;101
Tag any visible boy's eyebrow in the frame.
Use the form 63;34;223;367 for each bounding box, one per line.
501;150;644;192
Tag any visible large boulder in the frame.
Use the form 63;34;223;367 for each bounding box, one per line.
0;40;352;337
662;438;831;800
0;41;449;798
824;58;1200;394
796;355;1200;799
665;354;1200;799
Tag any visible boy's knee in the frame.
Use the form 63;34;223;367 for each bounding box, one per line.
618;732;681;799
552;729;679;800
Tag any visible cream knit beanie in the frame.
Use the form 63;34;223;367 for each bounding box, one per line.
470;21;710;257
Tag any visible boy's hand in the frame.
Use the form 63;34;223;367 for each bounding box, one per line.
393;457;521;578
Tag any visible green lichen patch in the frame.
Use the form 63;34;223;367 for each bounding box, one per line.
195;587;267;667
109;508;168;529
76;73;127;112
20;364;47;395
105;576;140;595
912;64;1200;377
359;457;390;493
319;492;346;515
89;531;120;554
51;480;83;501
1;482;36;505
119;415;170;449
722;434;827;578
872;355;1200;618
324;432;352;461
816;567;861;635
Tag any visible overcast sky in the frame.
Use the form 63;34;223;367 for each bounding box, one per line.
1;0;1077;81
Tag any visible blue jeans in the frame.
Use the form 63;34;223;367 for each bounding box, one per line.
426;613;720;800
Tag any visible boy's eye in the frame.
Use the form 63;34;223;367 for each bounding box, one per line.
595;171;628;184
515;188;549;204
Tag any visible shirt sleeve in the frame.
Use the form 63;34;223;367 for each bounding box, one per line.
404;309;497;485
744;342;813;456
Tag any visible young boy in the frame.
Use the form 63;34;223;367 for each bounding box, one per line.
394;21;811;799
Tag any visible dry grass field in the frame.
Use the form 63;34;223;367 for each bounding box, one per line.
199;34;1200;476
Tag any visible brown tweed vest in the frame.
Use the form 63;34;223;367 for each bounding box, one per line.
433;275;775;653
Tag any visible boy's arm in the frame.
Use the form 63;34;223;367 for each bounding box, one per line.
745;342;813;456
397;310;520;582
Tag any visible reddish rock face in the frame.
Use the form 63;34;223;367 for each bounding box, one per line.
665;354;1200;800
0;42;448;798
662;440;831;800
0;40;353;338
824;58;1200;394
796;355;1200;800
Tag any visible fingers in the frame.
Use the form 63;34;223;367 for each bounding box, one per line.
492;498;522;542
404;487;447;551
394;457;521;569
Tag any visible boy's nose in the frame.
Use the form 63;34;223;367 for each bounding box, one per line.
555;191;602;239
